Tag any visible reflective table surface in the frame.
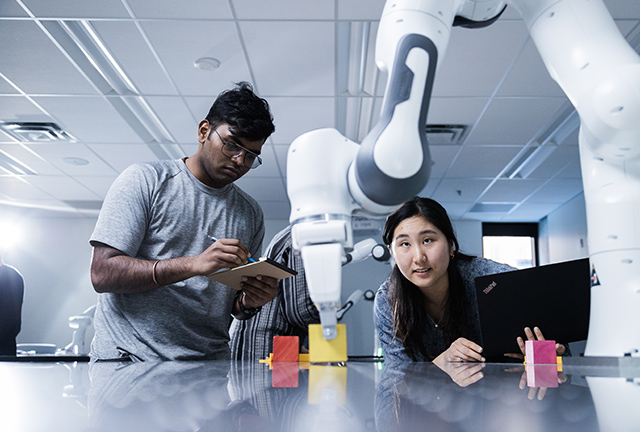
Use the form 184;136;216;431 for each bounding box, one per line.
1;356;639;431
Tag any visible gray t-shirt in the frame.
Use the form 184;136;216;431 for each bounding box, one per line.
90;159;264;361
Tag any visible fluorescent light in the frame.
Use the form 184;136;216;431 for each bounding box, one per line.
503;104;579;179
0;150;37;175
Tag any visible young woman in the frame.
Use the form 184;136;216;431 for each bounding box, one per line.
374;197;566;363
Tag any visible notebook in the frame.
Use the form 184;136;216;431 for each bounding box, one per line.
206;257;297;290
474;258;591;361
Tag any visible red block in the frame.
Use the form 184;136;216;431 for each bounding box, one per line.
525;340;557;364
273;336;299;362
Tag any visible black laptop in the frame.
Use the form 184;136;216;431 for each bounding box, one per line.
474;258;591;361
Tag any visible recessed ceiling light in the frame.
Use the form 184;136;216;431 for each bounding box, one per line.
63;157;89;166
194;57;221;71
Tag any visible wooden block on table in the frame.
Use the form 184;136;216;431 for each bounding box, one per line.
308;324;347;363
273;336;300;362
525;340;557;364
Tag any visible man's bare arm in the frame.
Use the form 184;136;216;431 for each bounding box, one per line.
90;239;254;294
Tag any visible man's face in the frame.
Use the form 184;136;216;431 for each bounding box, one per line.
196;121;264;188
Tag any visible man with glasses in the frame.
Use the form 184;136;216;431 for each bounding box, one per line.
89;82;278;361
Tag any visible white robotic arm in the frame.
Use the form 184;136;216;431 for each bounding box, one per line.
510;0;640;357
287;0;507;339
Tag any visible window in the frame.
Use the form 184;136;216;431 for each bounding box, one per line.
482;223;538;269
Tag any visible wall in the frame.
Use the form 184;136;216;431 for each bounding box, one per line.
3;211;98;350
539;193;589;264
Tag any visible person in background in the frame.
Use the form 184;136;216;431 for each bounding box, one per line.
89;82;278;361
230;225;319;362
374;196;567;364
0;244;24;356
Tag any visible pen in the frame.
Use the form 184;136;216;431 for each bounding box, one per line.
210;236;255;262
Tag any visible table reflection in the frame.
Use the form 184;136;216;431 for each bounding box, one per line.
0;356;638;432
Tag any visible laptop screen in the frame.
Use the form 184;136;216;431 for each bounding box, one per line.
474;258;591;361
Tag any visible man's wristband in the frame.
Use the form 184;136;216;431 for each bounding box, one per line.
238;292;261;317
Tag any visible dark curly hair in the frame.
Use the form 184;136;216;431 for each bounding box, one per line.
383;196;474;361
205;81;275;142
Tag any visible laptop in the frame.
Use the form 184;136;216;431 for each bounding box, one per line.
474;258;591;361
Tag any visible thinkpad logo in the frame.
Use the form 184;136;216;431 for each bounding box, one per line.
483;281;496;294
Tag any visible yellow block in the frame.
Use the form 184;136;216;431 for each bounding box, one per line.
308;324;348;363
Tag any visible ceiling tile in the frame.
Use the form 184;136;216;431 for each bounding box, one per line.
91;21;178;96
0;1;28;17
480;178;545;202
241;21;335;96
466;97;567;145
0;77;19;94
428;97;489;129
432;21;529;98
338;0;386;20
23;142;119;176
86;143;160;172
21;0;129;18
431;178;492;204
25;175;100;200
447;145;521;178
0;143;65;175
128;0;232;19
233;0;334;19
141;20;251;96
0;95;49;122
428;145;460;178
32;96;145;143
496;39;565;97
0;176;56;200
524;144;581;180
525;178;584;204
78;175;119;198
0;21;97;95
502;202;562;222
146;96;199;144
267;97;335;144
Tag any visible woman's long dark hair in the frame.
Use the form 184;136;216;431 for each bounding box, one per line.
383;197;473;361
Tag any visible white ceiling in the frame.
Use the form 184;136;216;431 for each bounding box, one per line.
0;0;639;223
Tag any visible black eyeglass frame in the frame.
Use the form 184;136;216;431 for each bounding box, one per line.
213;128;262;169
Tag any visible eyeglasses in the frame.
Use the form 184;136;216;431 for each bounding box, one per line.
214;129;262;169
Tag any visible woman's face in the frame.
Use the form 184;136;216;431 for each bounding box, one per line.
389;215;453;294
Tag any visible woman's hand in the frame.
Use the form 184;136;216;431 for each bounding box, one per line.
434;337;485;363
504;326;566;360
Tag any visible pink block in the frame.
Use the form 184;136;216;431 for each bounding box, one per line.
525;340;557;364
